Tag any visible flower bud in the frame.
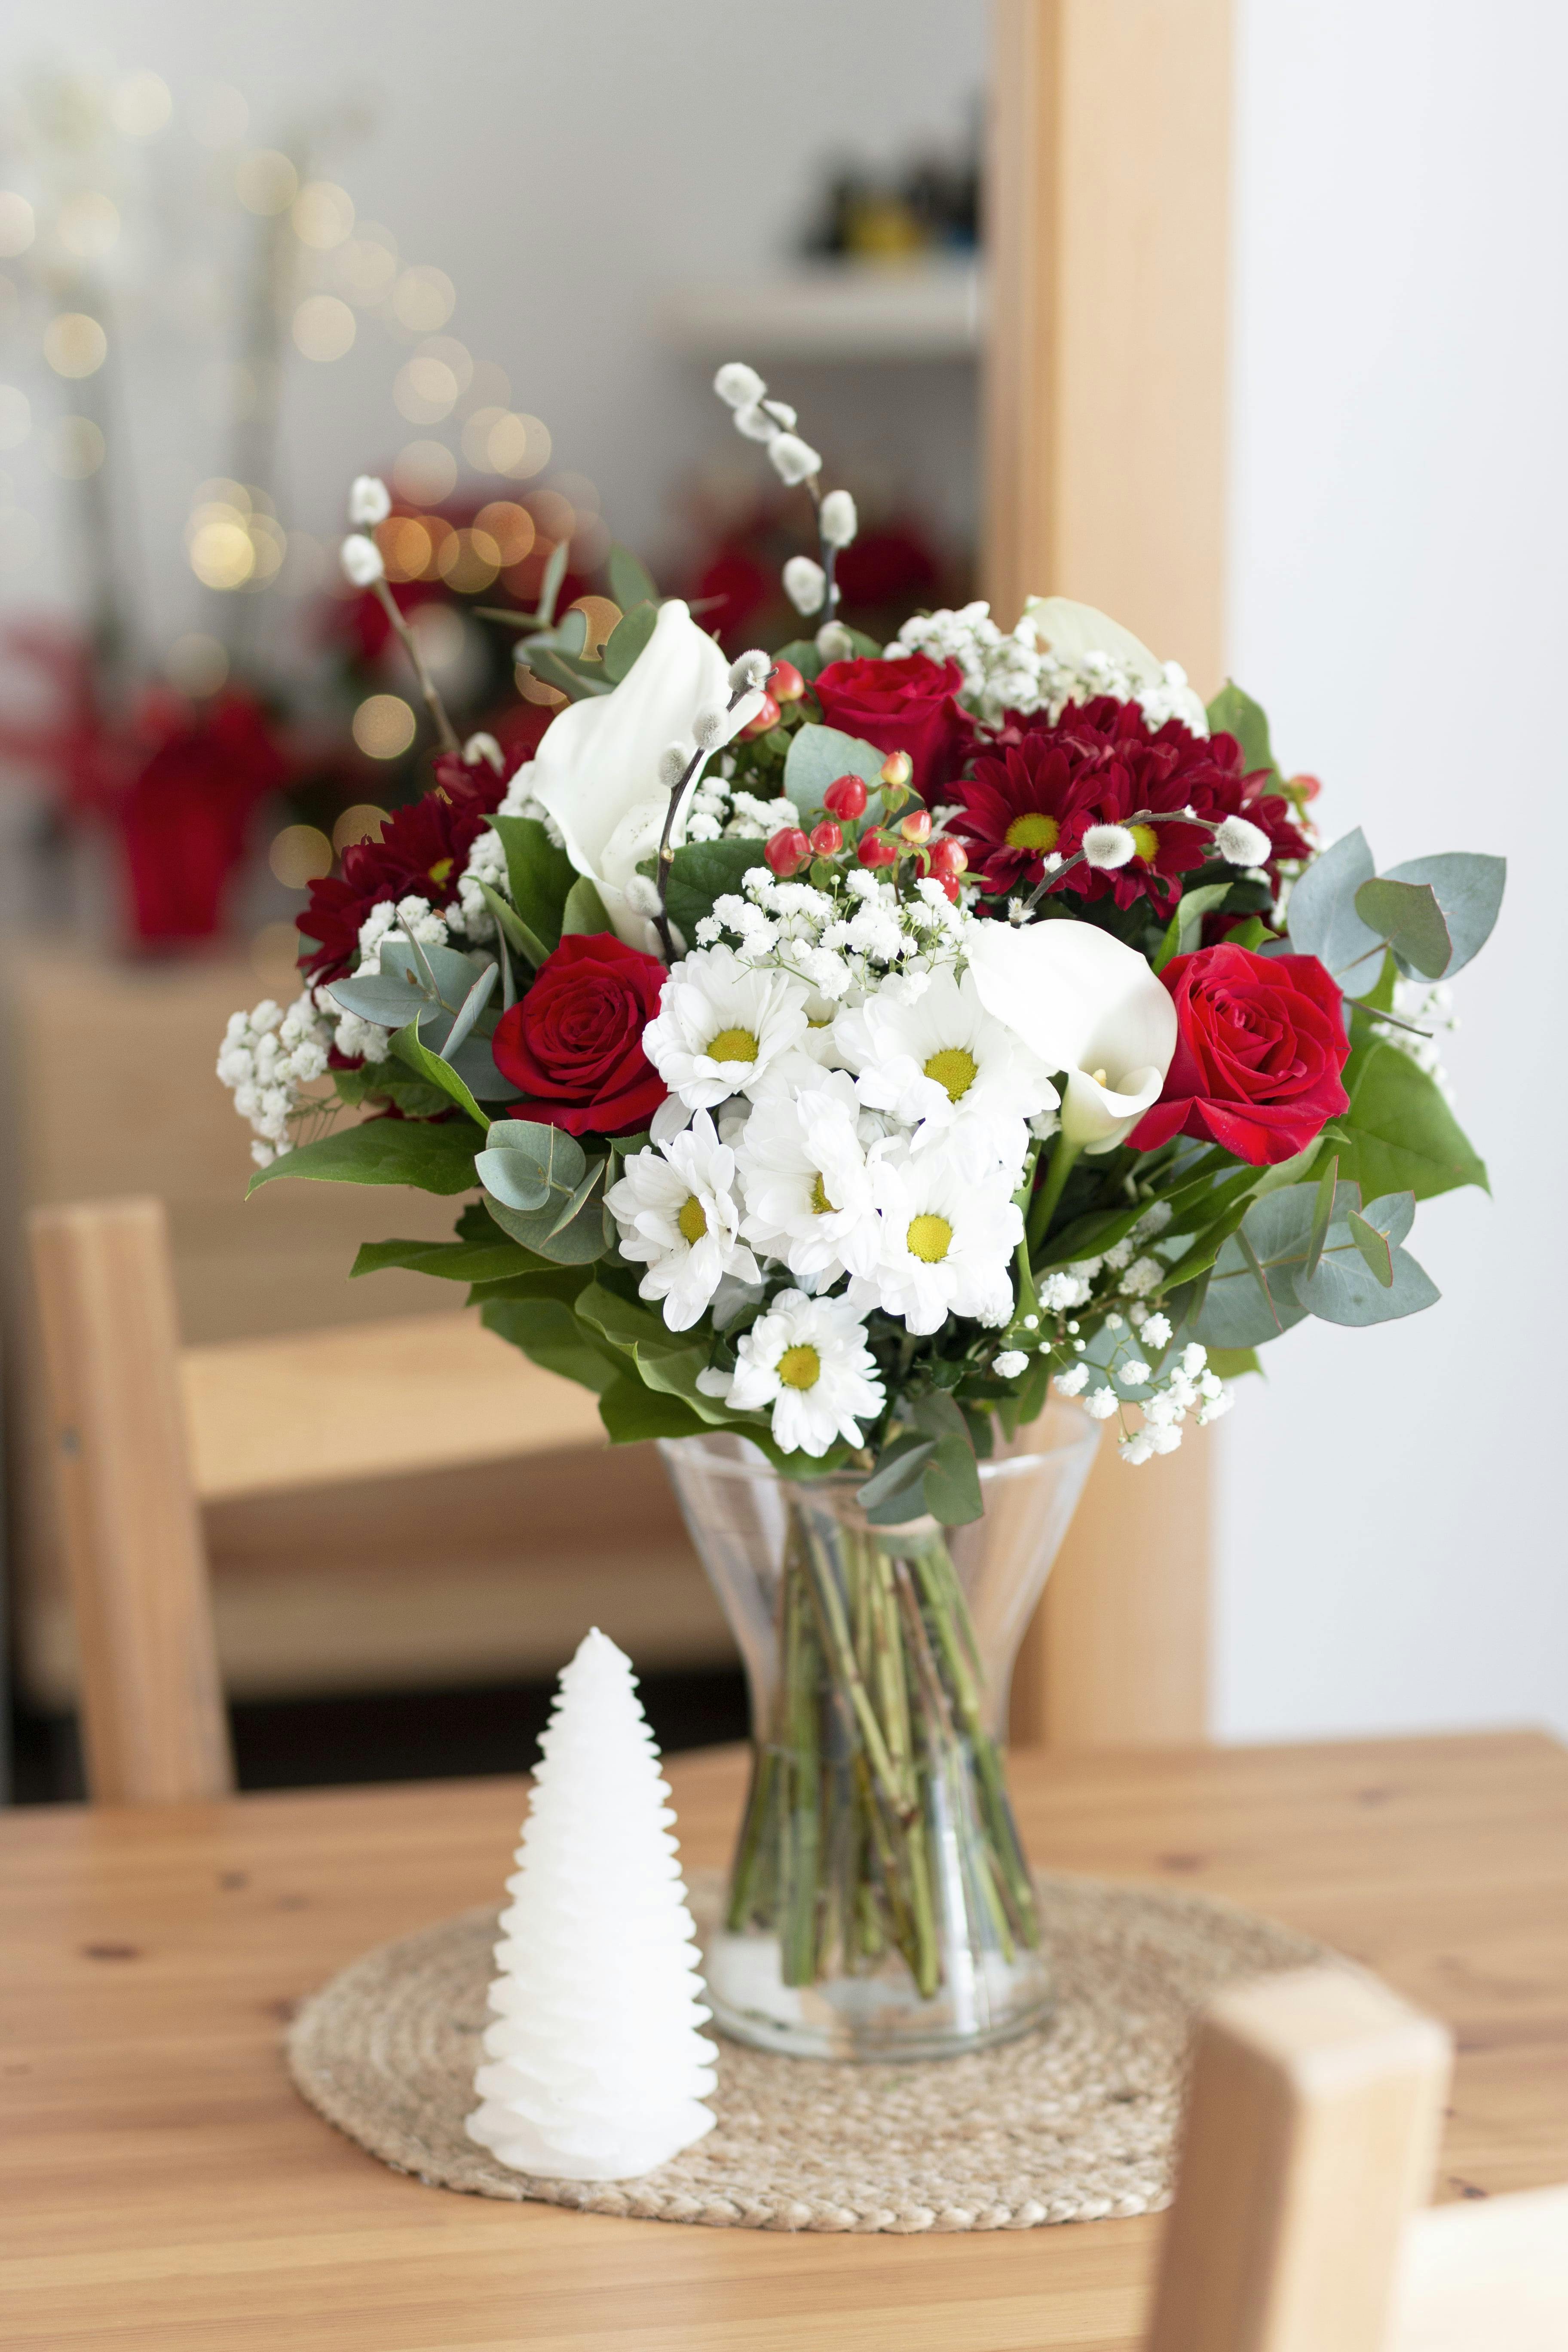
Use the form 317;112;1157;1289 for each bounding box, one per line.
729;649;771;692
815;621;854;662
936;873;961;904
856;831;898;870
692;703;730;753
782;555;827;615
769;658;806;703
740;691;781;740
767;433;822;487
928;838;968;880
808;818;843;856
713;361;766;410
348;474;392;527
339;533;385;588
880;750;913;790
658;743;692;790
1214;813;1272;866
1081;823;1137;871
765;826;811;878
818;488;858;548
733;402;781;444
823;773;867;820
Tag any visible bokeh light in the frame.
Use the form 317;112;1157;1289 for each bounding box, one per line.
190;83;248;150
376;514;434;582
409;603;484;695
332;803;387;854
444;527;501;594
352;694;417;759
269;824;334;888
0;386;31;448
475;500;535;564
235;150;299;217
389;265;455;334
166;632;229;695
111;71;172;137
461;407;550;479
292;294;356;362
393;354;459;424
45;416;105;478
291;180;354;251
567;595;622;656
392;441;458;503
528;487;576;543
44;314;107;379
340;223;398;304
459;360;511;417
57;193;120;261
0;193;35;256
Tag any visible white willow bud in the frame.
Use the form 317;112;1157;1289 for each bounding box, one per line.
767;433;822;487
658;743;693;790
1214;813;1272;867
819;488;858;549
692;703;730;753
624;874;662;916
733;402;781;444
782;555;827;615
729;649;771;691
348;474;392;527
760;397;797;430
340;533;386;588
815;620;854;662
1081;823;1138;871
462;732;505;773
713;361;766;410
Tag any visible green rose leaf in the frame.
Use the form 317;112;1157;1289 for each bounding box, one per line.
1205;680;1283;783
913;1391;984;1527
597;1375;709;1445
561;875;614;937
1153;881;1235;974
491;815;578;953
662;836;769;937
246;1116;480;1197
479;1297;624;1393
350;1234;537;1284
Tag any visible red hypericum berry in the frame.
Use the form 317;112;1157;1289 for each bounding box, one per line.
808;819;843;856
1292;771;1323;802
856;831;898;870
769;659;806;704
880;750;913;789
899;808;932;844
929;838;968;880
823;772;868;820
937;873;961;903
765;825;811;878
740;691;781;740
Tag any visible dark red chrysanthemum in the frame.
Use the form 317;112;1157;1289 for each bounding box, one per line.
949;698;1311;913
297;748;516;983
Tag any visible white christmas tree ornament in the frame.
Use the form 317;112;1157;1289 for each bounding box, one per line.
465;1628;718;2180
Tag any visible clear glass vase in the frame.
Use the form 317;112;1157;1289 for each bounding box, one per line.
658;1403;1099;2061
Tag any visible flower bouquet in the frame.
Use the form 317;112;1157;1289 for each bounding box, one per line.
220;364;1502;2057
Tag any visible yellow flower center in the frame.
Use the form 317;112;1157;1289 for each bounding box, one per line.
677;1195;708;1245
706;1026;759;1064
1128;824;1159;863
810;1172;837;1216
778;1344;821;1391
427;856;453;887
1004;812;1060;852
923;1046;978;1103
906;1213;953;1263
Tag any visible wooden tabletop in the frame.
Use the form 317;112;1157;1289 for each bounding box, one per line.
4;1731;1566;2352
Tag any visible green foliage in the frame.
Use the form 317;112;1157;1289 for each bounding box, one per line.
1205;681;1283;782
1203;1346;1261;1380
1321;1038;1488;1201
479;1296;624;1393
333;1062;448;1119
773;637;824;681
1381;852;1505;977
247;1116;480;1197
600;600;656;683
491;815;576;954
1286;827;1384;983
476;1120;612;1264
389;1021;490;1129
1153;881;1234;973
477;879;547;969
782;722;886;818
350;1233;537;1284
1191;1176;1436;1347
561;875;613;937
662;836;769;937
597;1375;709;1444
1354;877;1451;979
606;544;658;612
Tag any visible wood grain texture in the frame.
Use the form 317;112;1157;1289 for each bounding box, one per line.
3;1730;1565;2351
28;1199;233;1804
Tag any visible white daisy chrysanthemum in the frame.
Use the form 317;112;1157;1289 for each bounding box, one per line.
833;967;1057;1184
723;1290;885;1458
735;1069;885;1289
852;1147;1023;1336
642;944;811;1113
603;1112;759;1332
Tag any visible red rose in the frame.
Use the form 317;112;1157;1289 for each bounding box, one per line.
1130;945;1350;1166
491;933;668;1137
813;652;977;796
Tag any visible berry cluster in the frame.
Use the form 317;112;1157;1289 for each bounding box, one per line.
762;747;971;900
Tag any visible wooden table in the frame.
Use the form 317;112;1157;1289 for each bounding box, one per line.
4;1733;1567;2351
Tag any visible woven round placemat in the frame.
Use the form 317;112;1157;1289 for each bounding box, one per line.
287;1867;1326;2233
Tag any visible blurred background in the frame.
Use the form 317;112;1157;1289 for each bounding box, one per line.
0;0;1562;1799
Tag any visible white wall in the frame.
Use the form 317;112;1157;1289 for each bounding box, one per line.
1219;0;1568;1740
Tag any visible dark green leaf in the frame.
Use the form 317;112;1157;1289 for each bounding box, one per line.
597;1375;708;1444
857;1435;936;1523
479;1297;623;1393
390;1021;490;1129
773;637;824;681
561;875;613;936
1153;881;1234;973
247;1117;479;1197
1326;1038;1488;1201
912;1392;984;1526
1354;877;1451;979
491;815;577;955
1205;680;1282;781
662;836;769;937
351;1234;536;1283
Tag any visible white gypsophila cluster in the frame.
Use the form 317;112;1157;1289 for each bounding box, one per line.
1374;978;1458;1105
453;760;551;940
1056;1334;1231;1463
216;993;334;1167
692;858;971;1004
309;891;459;1067
887;601;1210;738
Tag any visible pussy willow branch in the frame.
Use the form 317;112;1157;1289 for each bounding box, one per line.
371;576;461;761
653;679;756;961
1022;806;1231;912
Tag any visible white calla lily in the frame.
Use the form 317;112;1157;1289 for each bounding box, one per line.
530;600;753;954
965;920;1177;1155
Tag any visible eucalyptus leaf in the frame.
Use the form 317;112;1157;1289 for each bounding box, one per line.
441;962;499;1061
520;643;608;701
1354;877;1452;979
606;545;658;612
1286;827;1384;981
1383;852;1505;977
390;1020;490;1128
323;970;428;1027
782;723;886;817
1295;1237;1439;1326
536;537;570;626
1346;1208;1394;1287
483;1187;610;1264
601;600;656;683
380;937;488;1008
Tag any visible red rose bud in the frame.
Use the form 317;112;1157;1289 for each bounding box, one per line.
740;692;781;740
823;772;868;820
765;825;811;877
856;831;898;870
929;838;968;879
899;807;932;844
880;750;913;789
808;819;843;856
769;659;806;704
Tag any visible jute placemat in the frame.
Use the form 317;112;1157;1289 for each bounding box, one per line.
287;1867;1327;2233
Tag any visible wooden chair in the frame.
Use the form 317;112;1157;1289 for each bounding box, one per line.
1145;1964;1568;2351
29;1195;608;1804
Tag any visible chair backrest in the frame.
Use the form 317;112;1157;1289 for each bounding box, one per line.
29;1195;605;1804
1145;1964;1568;2352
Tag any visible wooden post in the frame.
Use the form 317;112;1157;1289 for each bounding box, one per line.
30;1198;232;1803
989;0;1233;1748
1145;1967;1452;2352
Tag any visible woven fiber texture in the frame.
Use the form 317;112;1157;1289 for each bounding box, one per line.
287;1868;1326;2233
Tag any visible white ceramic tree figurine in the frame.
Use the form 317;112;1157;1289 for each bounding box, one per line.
465;1627;718;2180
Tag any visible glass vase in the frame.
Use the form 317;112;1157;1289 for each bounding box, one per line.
658;1403;1099;2061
